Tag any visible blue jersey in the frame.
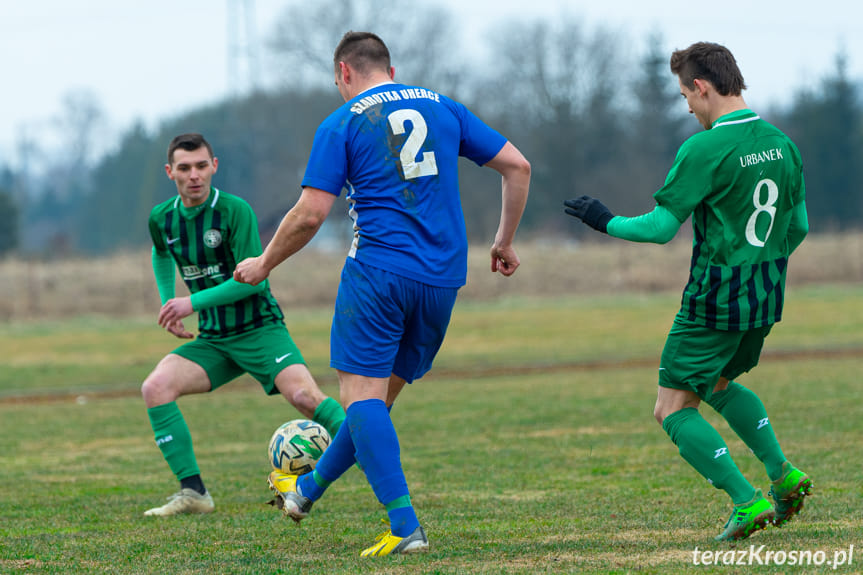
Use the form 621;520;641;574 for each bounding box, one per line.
302;82;507;288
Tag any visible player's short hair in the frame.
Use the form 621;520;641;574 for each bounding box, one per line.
333;31;390;76
167;133;214;165
670;42;746;96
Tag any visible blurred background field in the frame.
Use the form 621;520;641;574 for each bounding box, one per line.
1;232;861;321
0;233;861;401
1;246;860;572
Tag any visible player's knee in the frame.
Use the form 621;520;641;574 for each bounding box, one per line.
276;368;321;416
653;404;665;425
141;374;164;404
288;385;309;406
141;370;181;406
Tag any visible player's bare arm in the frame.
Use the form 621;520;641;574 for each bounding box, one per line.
234;188;337;285
484;141;530;276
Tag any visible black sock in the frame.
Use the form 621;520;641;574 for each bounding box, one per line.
180;474;207;495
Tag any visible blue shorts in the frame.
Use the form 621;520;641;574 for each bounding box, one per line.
330;258;458;382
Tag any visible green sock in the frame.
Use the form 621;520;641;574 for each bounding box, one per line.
707;382;787;481
312;396;346;438
147;402;200;481
662;407;756;505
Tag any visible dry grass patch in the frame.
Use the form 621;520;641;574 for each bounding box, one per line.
1;232;860;321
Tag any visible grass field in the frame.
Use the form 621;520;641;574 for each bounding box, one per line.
1;285;862;573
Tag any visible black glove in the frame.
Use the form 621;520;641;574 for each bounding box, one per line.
563;196;614;233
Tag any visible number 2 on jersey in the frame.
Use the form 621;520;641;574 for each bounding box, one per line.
388;109;438;180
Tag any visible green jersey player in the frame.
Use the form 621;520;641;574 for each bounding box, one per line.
564;42;811;541
141;133;345;517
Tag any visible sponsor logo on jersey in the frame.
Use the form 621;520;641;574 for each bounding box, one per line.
182;263;224;281
204;229;223;248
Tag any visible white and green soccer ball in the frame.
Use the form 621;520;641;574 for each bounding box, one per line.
267;419;331;474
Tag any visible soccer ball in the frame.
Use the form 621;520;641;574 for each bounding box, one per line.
267;419;331;474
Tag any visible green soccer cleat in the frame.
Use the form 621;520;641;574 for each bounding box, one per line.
360;525;429;557
714;489;775;542
769;462;812;527
144;488;214;516
267;470;313;523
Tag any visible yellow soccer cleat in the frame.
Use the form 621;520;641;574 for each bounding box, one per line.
267;470;313;523
360;525;429;557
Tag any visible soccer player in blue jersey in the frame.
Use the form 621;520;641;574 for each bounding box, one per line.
564;42;811;541
234;32;530;555
142;133;346;517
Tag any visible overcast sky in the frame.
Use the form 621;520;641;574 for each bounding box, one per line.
1;0;856;167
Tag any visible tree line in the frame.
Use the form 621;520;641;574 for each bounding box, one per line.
1;1;860;257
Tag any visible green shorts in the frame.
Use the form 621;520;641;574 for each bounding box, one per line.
658;315;772;401
172;323;306;395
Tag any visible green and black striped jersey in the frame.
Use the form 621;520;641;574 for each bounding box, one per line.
148;187;284;339
654;109;806;331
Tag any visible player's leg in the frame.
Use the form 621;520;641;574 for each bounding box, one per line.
657;317;773;540
328;259;447;555
708;377;788;481
294;372;406;505
267;373;401;525
340;370;428;557
269;261;403;524
274;363;345;437
241;324;346;438
354;275;456;556
655;387;757;505
704;327;812;526
141;347;228;516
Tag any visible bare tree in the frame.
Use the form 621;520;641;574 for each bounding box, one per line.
471;14;627;234
266;0;466;95
54;89;107;169
477;17;622;124
0;187;19;256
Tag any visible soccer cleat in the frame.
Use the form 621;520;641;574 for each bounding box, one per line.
144;488;214;516
267;470;313;523
769;462;812;527
714;489;775;541
360;525;429;557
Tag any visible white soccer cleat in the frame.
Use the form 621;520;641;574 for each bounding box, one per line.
144;488;215;516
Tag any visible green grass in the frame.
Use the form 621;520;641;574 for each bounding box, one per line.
1;285;862;573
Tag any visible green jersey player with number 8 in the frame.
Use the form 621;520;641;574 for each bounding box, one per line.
564;42;811;542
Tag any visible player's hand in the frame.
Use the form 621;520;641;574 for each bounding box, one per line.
165;319;194;339
563;196;614;233
490;244;520;277
158;297;194;330
234;256;269;286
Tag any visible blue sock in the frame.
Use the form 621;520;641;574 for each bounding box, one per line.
297;420;356;502
348;399;419;537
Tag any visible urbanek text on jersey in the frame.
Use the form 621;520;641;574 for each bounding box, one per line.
739;147;784;168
